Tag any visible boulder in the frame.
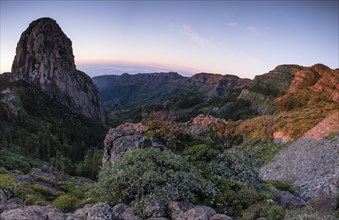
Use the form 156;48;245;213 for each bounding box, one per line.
273;190;306;208
185;205;216;220
169;201;194;220
0;205;52;220
0;190;7;205
102;123;164;166
47;211;68;220
87;203;120;220
209;214;233;220
67;204;92;220
113;203;141;220
0;197;24;214
143;199;166;218
146;218;169;220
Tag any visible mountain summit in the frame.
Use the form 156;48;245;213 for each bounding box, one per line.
11;17;105;122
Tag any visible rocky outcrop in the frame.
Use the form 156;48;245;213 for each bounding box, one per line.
272;131;293;143
192;114;227;126
311;64;339;103
11;17;105;122
102;123;164;166
188;114;227;135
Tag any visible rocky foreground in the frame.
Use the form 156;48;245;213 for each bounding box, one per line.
0;191;234;220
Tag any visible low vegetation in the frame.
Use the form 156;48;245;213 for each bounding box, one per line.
95;148;216;216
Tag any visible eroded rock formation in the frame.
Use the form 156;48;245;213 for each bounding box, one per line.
11;17;105;122
102;122;164;166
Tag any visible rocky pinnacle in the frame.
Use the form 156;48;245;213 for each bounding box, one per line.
11;17;105;123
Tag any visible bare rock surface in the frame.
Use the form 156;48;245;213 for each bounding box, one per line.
11;17;105;122
102;122;164;166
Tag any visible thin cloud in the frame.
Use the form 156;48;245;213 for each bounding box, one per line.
228;22;238;27
181;25;210;47
247;26;257;32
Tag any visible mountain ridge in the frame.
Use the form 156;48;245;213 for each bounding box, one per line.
93;63;338;127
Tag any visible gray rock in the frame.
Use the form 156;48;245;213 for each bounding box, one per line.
67;204;92;220
169;201;194;220
0;198;24;214
87;203;120;220
209;214;233;220
113;203;141;220
121;212;142;220
0;205;48;220
11;17;105;123
146;218;169;220
112;203;132;215
15;175;34;183
273;190;306;208
47;211;68;220
185;205;216;220
1;208;38;220
0;190;7;205
102;125;164;166
143;199;166;218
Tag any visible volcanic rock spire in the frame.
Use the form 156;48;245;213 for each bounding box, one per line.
11;17;105;123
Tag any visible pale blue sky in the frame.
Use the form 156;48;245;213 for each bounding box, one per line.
1;0;338;78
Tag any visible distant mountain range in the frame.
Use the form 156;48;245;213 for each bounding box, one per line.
93;63;338;126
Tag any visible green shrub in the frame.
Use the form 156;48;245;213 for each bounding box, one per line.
237;188;263;208
28;184;50;195
183;144;217;163
95;148;216;215
0;174;18;198
266;204;285;220
239;139;287;165
208;149;260;188
24;194;48;206
144;130;157;138
263;180;297;194
242;203;285;220
76;148;103;180
52;194;82;212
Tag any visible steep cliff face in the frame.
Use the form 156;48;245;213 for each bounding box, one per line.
310;64;339;103
11;17;105;123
